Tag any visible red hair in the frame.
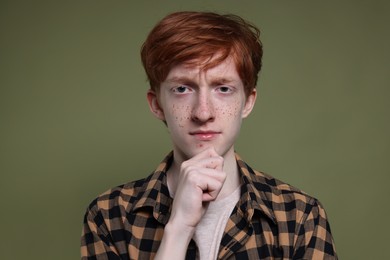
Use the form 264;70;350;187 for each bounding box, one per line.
141;11;263;97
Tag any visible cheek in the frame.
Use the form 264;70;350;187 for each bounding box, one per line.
216;100;242;120
169;104;191;127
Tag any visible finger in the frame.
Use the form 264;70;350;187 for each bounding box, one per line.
194;175;225;201
183;153;224;171
190;146;219;160
184;166;226;183
195;156;224;170
198;171;226;187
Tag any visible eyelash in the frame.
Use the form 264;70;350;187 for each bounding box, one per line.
217;86;232;93
171;85;234;94
172;86;191;93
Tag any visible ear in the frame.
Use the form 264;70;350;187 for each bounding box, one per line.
147;89;165;121
242;88;257;118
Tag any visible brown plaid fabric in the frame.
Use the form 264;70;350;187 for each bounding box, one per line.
81;152;337;259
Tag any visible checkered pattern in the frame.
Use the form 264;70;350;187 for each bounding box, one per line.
81;152;337;259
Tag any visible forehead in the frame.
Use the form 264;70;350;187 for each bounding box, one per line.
164;57;242;84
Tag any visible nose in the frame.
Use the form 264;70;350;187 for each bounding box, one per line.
191;92;215;123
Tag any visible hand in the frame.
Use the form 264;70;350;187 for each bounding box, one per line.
170;147;227;231
155;147;227;260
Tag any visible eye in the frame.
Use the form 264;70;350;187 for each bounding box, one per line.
172;85;191;93
217;86;232;93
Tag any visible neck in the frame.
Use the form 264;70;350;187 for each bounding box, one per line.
167;147;241;200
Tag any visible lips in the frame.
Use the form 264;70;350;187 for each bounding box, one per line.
190;130;221;141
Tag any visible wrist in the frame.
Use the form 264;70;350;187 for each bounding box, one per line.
164;220;195;243
155;221;194;260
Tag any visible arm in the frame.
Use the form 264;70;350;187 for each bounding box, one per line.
293;199;338;259
155;148;226;260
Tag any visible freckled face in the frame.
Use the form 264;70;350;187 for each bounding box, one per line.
147;57;256;161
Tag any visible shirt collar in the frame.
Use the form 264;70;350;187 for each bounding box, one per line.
131;152;276;225
131;152;173;225
235;153;277;224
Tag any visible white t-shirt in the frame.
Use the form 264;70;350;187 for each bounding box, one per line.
192;187;241;260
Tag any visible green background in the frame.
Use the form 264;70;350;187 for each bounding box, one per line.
1;1;389;259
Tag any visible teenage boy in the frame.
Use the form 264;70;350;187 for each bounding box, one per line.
81;11;337;260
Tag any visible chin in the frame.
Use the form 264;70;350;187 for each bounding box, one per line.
174;140;233;160
174;145;209;160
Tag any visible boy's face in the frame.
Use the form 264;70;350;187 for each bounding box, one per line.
147;57;257;160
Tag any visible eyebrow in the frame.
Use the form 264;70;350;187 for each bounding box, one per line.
209;77;237;86
164;76;194;84
165;76;238;86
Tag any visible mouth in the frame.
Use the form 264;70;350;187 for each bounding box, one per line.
189;131;221;141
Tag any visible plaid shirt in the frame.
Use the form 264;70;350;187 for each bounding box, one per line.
81;152;337;259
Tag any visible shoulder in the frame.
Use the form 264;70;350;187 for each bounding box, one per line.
250;171;337;257
85;174;152;216
237;155;316;208
257;169;315;202
84;153;173;222
244;166;327;223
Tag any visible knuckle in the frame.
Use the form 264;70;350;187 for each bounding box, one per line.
210;156;223;168
180;161;193;173
216;156;224;164
218;171;227;181
186;170;199;183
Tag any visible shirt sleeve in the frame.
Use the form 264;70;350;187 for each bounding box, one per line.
81;204;122;260
293;198;338;259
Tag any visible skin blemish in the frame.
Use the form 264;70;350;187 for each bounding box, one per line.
157;57;251;159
